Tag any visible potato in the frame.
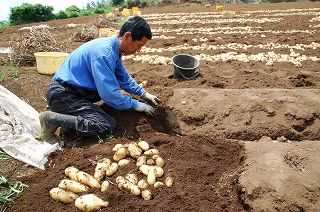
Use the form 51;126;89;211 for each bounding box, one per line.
127;142;142;159
76;171;100;188
147;159;155;165
49;187;78;204
65;166;79;181
137;140;149;151
94;158;111;182
75;194;109;211
116;176;141;196
141;189;152;200
144;149;159;156
154;166;164;178
105;163;118;176
165;177;174;187
58;179;89;193
151;155;160;160
112;144;124;151
125;173;138;185
136;156;147;167
147;168;156;185
113;147;127;161
118;159;130;167
155;157;165;167
137;179;148;189
139;165;150;176
101;181;110;192
154;182;164;188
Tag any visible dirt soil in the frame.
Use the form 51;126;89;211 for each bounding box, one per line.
0;1;320;211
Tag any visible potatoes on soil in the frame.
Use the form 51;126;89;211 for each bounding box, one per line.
49;187;78;204
155;157;165;167
65;166;79;181
138;140;149;151
147;159;155;165
75;194;109;211
105;162;118;176
116;176;141;196
140;164;150;175
118;159;130;167
154;181;164;188
165;177;174;187
144;149;159;155
94;158;111;182
141;189;152;200
138;179;148;189
113;147;127;161
125;173;138;185
58;179;89;193
101;181;110;192
136;156;147;167
127;142;142;158
77;171;101;188
147;168;156;185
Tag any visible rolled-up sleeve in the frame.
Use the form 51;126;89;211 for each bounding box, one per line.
90;55;140;110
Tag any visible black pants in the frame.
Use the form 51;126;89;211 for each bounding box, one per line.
46;81;116;137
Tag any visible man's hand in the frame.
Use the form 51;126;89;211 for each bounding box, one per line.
134;102;156;116
141;91;161;106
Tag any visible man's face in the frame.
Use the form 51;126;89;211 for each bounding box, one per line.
123;32;148;55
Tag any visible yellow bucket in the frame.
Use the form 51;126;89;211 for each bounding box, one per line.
133;10;141;16
216;5;224;11
34;52;69;75
132;7;139;12
99;28;118;37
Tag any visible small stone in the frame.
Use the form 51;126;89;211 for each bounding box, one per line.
276;136;287;142
258;136;272;143
181;101;186;105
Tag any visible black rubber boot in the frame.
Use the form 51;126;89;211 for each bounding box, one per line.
39;111;77;143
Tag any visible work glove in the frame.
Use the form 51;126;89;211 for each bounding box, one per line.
141;91;161;106
134;102;156;116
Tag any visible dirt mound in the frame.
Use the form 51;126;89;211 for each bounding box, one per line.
239;139;320;211
168;88;320;141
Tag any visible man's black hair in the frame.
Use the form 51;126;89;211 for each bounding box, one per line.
119;16;152;41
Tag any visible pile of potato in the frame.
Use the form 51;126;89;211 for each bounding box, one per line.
49;140;173;211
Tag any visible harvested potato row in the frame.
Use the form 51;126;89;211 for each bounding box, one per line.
75;194;109;211
94;158;111;182
77;171;101;188
49;187;78;204
116;176;141;196
58;179;89;193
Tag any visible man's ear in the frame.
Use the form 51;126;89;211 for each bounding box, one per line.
123;31;132;40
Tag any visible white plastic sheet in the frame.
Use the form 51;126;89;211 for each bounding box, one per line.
0;85;59;169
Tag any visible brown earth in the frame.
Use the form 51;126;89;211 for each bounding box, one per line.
0;1;320;211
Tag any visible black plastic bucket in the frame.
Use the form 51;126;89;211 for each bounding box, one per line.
172;54;200;80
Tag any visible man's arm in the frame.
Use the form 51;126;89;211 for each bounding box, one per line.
115;60;145;96
91;55;140;110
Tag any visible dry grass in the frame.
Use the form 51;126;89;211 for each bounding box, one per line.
71;24;99;42
10;28;67;65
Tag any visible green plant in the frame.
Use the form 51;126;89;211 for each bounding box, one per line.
0;21;10;29
55;10;68;19
0;152;10;160
97;135;104;144
0;176;28;212
0;69;6;83
7;61;20;78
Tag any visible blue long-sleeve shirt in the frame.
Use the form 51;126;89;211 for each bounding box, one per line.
53;36;145;110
